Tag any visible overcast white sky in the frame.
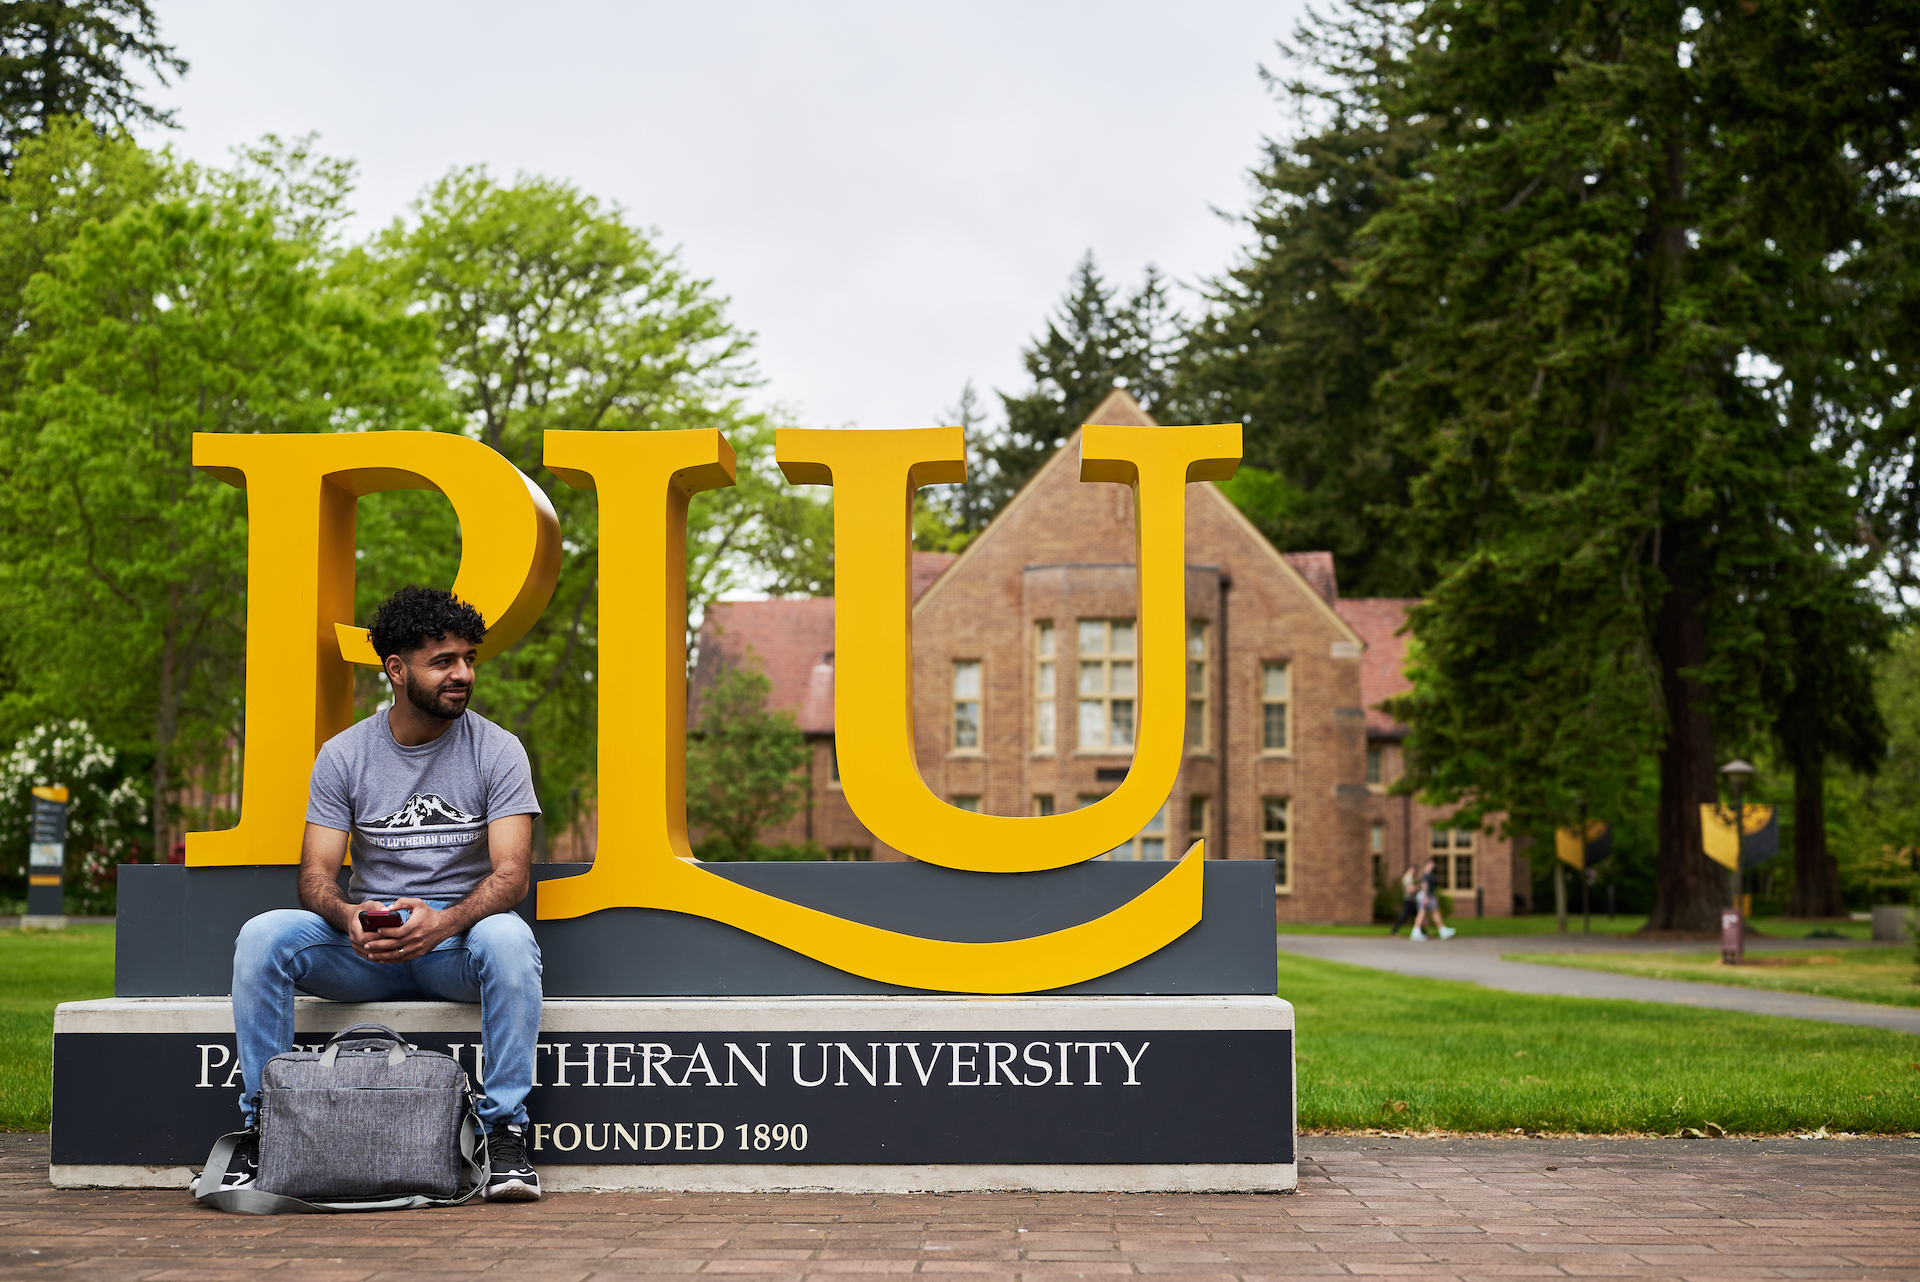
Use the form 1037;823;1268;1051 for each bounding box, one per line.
148;2;1308;434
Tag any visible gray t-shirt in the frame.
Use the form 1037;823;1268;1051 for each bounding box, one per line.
307;709;541;901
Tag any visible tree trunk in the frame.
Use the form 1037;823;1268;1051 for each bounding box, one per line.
527;744;549;862
1789;757;1845;918
151;588;179;865
1648;577;1722;931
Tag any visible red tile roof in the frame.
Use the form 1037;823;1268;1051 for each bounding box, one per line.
1334;597;1423;738
913;552;958;600
691;553;957;734
1281;551;1338;606
694;597;837;734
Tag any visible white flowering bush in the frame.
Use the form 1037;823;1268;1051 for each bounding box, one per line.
0;721;150;914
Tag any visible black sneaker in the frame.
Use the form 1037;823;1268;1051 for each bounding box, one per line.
192;1130;258;1195
485;1123;541;1201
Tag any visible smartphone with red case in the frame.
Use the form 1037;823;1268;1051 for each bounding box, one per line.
358;909;404;931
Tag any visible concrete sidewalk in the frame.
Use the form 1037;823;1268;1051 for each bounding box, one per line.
3;1133;1917;1280
1276;932;1920;1034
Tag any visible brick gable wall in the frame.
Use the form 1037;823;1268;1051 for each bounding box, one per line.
907;414;1372;923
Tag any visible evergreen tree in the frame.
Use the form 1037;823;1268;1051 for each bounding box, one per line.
1764;579;1891;918
1363;0;1914;930
985;253;1181;511
916;379;996;552
1181;1;1432;597
0;2;186;167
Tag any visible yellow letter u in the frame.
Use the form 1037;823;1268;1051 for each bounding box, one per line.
775;423;1240;872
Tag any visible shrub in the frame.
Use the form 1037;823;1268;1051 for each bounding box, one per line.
0;721;149;914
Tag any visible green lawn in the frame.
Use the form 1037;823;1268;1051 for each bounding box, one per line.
1506;946;1920;1009
1278;914;1875;940
0;925;114;1131
1281;951;1920;1134
3;925;1916;1136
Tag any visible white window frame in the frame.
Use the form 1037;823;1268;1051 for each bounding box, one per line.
1104;801;1170;861
1260;661;1292;755
1431;825;1475;891
1263;797;1291;892
951;659;982;753
1187;620;1209;753
1076;618;1137;754
1033;622;1056;753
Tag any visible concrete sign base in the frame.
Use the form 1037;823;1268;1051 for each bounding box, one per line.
52;994;1295;1194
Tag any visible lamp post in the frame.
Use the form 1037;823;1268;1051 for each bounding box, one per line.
1718;759;1757;965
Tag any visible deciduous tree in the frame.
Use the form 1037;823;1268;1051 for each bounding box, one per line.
352;168;832;842
685;659;809;862
0;160;440;863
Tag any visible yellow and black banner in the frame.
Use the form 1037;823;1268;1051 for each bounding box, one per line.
1699;803;1778;871
1553;819;1611;871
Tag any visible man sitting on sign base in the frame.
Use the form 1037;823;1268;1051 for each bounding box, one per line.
198;586;546;1203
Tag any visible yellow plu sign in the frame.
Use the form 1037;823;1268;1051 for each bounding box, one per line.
185;425;1241;993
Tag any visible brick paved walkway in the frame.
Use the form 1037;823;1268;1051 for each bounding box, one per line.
3;1132;1917;1280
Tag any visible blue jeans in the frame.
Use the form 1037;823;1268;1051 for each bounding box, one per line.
231;905;543;1129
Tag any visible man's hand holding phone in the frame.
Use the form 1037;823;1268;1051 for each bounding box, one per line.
351;897;454;963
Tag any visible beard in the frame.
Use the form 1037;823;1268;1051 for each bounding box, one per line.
404;678;469;721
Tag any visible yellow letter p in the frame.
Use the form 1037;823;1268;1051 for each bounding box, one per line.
186;432;561;866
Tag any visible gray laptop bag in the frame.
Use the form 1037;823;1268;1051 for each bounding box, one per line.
196;1023;486;1214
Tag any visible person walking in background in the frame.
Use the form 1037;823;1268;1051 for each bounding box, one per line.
1389;864;1419;935
1410;856;1456;941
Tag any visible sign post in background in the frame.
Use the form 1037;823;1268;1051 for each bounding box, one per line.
27;784;69;927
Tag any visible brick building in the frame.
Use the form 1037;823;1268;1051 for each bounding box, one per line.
693;389;1518;923
1334;598;1525;918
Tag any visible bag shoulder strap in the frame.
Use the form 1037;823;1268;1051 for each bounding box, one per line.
194;1098;488;1216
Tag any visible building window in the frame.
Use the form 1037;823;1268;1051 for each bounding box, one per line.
1188;794;1209;852
952;660;981;751
827;743;841;788
1077;618;1136;752
1033;794;1055;817
1371;821;1387;888
1187;620;1208;751
1366;746;1382;786
953;795;981;813
829;846;870;861
1431;825;1474;890
1261;662;1290;752
1263;798;1291;891
1105;801;1169;861
1034;622;1056;751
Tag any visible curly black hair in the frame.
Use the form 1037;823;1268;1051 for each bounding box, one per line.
368;586;488;662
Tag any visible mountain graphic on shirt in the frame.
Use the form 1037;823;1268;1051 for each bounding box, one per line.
355;793;486;849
